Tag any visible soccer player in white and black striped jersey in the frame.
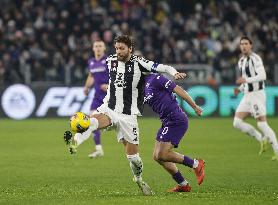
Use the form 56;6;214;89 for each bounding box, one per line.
233;36;278;160
69;35;186;194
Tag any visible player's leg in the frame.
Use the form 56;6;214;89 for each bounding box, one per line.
234;111;267;155
233;102;263;142
118;116;153;195
155;122;205;185
153;143;191;192
67;113;111;154
251;91;278;159
257;116;278;160
88;110;104;158
234;96;264;142
154;140;204;185
89;100;105;157
88;130;104;158
124;141;143;181
123;140;153;195
73;113;111;145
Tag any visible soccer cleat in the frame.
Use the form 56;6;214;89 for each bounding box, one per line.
168;184;191;192
259;139;268;155
88;150;104;158
194;159;205;185
271;153;278;161
133;177;154;196
64;131;73;145
69;142;78;154
63;131;77;154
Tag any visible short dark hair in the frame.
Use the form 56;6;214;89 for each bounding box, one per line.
240;36;252;45
114;35;133;48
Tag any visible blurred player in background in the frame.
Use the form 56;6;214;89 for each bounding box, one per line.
83;40;109;158
65;35;186;195
233;36;278;160
144;74;205;192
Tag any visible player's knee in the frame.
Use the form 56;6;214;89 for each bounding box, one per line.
233;117;242;129
156;150;168;162
153;153;159;162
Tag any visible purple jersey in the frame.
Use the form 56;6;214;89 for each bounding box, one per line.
88;55;109;109
144;74;184;120
144;74;188;147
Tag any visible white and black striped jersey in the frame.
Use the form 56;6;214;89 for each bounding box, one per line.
237;52;266;93
103;54;178;116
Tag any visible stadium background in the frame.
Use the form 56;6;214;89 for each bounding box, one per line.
1;0;278;119
1;1;278;205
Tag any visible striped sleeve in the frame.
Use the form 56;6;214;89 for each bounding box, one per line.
137;56;178;77
245;55;266;83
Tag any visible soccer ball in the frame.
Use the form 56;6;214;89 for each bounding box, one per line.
70;112;90;133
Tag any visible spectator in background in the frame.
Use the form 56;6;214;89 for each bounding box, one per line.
83;40;109;158
0;0;278;85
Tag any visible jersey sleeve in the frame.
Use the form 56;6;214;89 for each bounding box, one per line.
154;75;177;93
137;56;178;76
246;56;266;83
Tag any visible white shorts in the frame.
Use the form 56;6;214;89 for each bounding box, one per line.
236;90;266;118
97;104;139;145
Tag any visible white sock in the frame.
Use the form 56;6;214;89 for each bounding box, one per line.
90;117;99;130
192;159;199;169
257;121;278;154
74;117;99;146
179;180;188;186
233;117;262;142
74;126;94;146
95;144;103;152
127;153;143;181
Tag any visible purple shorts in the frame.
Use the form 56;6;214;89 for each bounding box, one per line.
156;112;188;148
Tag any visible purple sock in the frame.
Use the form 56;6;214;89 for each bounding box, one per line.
93;130;101;145
172;170;185;184
183;156;194;168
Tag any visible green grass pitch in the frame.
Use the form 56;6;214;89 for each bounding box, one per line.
0;117;278;205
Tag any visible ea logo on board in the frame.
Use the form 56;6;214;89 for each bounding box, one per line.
1;84;36;120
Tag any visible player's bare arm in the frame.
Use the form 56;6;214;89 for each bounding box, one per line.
173;85;202;116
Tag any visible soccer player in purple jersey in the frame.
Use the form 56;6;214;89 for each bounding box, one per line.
144;74;205;192
83;40;109;158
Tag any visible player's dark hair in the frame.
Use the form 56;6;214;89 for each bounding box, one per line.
114;35;134;48
240;36;252;45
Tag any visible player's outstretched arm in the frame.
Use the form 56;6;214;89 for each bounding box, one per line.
137;57;186;79
173;85;202;116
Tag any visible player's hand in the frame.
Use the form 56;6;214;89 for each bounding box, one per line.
174;72;186;80
100;84;108;92
194;105;203;116
236;77;246;84
234;87;240;96
83;87;89;96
